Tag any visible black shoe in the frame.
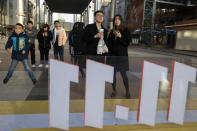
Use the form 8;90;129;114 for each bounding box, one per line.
32;79;37;84
111;91;117;98
3;78;9;84
126;92;131;99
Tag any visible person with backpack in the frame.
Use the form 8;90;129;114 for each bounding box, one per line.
69;22;78;64
69;22;86;77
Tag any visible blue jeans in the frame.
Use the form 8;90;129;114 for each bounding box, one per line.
6;59;35;80
54;45;64;61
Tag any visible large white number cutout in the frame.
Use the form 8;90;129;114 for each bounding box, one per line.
137;60;168;126
49;59;79;130
85;59;114;129
167;61;197;125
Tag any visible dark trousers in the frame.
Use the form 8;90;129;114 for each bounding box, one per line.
40;47;50;64
27;43;36;65
112;69;129;92
54;45;64;61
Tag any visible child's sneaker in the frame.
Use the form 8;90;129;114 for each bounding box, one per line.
32;64;36;68
3;78;9;84
32;78;37;85
45;64;48;68
38;64;43;67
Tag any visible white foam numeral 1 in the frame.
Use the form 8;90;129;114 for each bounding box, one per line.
85;59;114;129
49;59;79;130
167;61;197;124
137;60;168;126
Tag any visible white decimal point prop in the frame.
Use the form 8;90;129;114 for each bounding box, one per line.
115;105;129;120
167;61;197;125
137;60;168;126
85;59;114;129
49;59;79;130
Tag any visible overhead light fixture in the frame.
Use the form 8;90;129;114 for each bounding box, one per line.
161;8;166;13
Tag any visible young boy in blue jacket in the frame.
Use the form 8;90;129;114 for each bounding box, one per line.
3;23;37;84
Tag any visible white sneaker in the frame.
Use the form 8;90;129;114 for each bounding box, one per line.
32;64;36;68
38;64;43;67
45;64;48;68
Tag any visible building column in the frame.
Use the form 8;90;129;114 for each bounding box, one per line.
109;0;115;29
48;10;50;25
38;0;40;29
0;0;4;34
94;0;97;12
26;0;29;23
94;0;102;11
125;0;131;26
0;0;2;30
17;0;25;24
6;0;10;26
80;14;82;22
3;0;5;27
35;0;37;28
86;7;89;24
43;3;46;24
51;12;53;25
142;0;156;45
73;14;76;23
97;0;102;10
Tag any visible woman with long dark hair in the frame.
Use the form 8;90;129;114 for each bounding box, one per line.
72;22;85;55
107;15;131;98
69;22;86;77
69;22;78;64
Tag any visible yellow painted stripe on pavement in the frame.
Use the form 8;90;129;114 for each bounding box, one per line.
0;99;197;115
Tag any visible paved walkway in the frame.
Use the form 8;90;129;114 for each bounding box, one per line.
0;40;197;100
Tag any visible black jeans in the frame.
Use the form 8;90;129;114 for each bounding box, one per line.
40;47;50;64
28;43;36;65
112;69;129;92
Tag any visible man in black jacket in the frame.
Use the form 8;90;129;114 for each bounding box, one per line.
84;10;108;55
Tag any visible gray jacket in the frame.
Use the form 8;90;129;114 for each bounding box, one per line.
25;26;37;44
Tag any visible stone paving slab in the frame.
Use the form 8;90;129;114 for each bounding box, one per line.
0;71;42;100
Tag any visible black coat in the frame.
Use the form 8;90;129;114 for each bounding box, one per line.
107;28;131;71
37;29;52;49
84;23;108;55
